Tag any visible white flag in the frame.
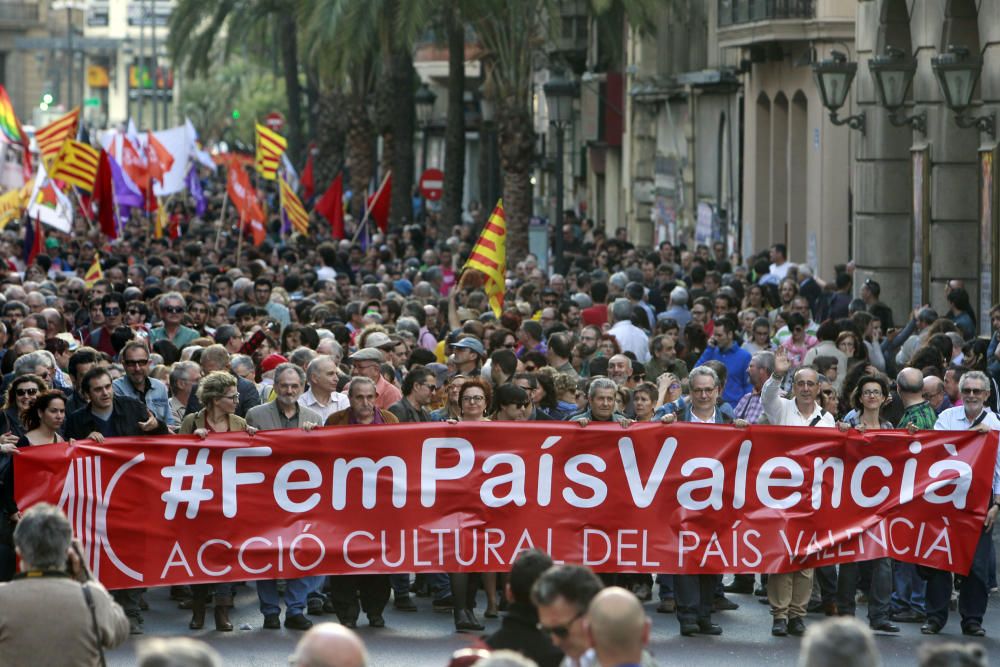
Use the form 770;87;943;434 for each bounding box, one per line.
26;160;73;233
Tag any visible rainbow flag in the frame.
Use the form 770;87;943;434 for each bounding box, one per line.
0;85;31;176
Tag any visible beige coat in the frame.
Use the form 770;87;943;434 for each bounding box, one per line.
0;577;129;666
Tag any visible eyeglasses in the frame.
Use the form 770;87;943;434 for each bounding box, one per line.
691;387;715;394
538;610;585;639
15;387;38;397
461;395;486;403
162;306;184;314
221;393;239;401
127;309;141;315
124;358;149;367
102;308;121;316
861;389;883;398
962;387;987;396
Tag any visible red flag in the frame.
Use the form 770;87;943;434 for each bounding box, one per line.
226;164;266;246
301;150;315;201
315;172;344;239
94;149;117;239
146;133;174;185
366;173;391;233
121;137;149;192
23;218;44;266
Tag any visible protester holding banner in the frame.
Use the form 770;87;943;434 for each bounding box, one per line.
925;370;1000;637
1;373;46;439
835;375;899;633
17;389;67;446
761;348;835;638
178;370;256;632
245;362;322;632
323;376;394;629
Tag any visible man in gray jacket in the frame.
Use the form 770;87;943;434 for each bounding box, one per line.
0;503;129;666
246;363;322;631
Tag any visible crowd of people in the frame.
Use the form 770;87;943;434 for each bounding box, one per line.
0;186;997;663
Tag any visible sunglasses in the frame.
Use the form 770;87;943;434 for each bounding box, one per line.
124;358;149;367
103;308;121;316
962;387;987;396
162;306;184;314
127;309;141;315
538;610;585;639
15;387;38;397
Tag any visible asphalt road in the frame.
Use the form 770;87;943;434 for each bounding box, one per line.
106;581;1000;666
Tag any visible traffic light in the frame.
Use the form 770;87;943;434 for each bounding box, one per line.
231;109;240;120
40;91;54;111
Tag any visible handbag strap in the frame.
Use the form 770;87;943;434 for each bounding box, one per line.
970;410;990;430
81;584;107;667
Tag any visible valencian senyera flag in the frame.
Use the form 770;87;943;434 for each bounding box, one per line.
255;123;286;180
279;173;309;236
35;108;80;170
461;199;507;317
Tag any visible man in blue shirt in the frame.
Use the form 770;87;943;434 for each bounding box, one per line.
694;317;751;407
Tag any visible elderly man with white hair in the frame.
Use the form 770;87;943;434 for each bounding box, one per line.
658;286;691;330
607;299;649;363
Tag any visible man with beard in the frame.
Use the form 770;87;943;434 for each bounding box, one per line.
246;363;322;631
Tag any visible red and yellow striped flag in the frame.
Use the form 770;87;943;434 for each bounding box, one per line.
84;255;103;287
279;173;309;236
35;108;80;170
461;198;507;317
255;123;286;180
51;139;99;191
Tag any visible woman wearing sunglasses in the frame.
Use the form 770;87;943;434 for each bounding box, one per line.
1;374;47;439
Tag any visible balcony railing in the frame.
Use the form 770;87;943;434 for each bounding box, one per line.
0;2;39;24
718;0;815;27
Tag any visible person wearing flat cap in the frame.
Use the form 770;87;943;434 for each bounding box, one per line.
450;336;485;376
344;347;402;410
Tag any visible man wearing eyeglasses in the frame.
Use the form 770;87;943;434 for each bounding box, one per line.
112;340;176;431
531;565;602;667
923;371;1000;637
149;292;200;350
761;348;835;638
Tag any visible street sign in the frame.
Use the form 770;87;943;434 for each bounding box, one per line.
419;168;444;201
83;97;100;107
264;111;285;133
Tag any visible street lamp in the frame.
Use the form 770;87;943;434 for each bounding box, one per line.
415;82;436;173
479;83;500;210
868;45;925;134
812;50;865;134
543;71;578;271
932;45;995;138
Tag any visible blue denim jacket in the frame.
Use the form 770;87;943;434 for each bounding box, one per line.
113;376;176;428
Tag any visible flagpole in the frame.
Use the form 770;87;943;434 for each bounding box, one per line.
69;187;93;231
235;209;245;268
214;188;229;250
349;170;391;245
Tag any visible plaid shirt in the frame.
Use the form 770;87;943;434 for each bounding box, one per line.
897;400;939;430
733;391;764;423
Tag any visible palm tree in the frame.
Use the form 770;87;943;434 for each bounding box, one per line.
471;0;658;261
168;0;305;164
439;0;467;238
304;0;431;231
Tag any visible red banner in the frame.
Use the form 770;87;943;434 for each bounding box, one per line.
14;423;997;590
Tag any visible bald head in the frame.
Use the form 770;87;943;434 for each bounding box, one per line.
291;623;367;667
896;367;924;397
587;587;649;665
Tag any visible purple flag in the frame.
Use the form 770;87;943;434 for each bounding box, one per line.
109;153;143;225
186;166;206;217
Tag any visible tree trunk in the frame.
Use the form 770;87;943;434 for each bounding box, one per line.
279;12;303;165
304;64;320;149
315;87;348;194
388;48;416;231
346;93;375;221
497;104;535;262
441;1;465;237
